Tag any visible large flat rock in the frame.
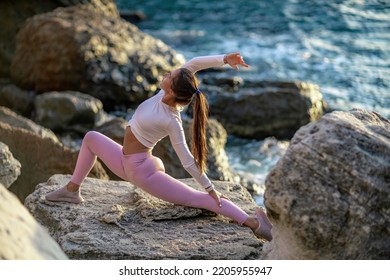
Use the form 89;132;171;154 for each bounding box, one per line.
25;174;263;259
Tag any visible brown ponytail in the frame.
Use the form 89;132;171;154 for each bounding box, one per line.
171;68;209;174
191;91;209;174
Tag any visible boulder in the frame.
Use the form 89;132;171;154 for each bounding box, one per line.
34;91;104;133
25;174;264;260
0;84;36;117
0;122;108;202
0;105;58;142
207;80;327;139
0;182;68;259
263;109;390;259
10;4;184;109
0;0;119;79
0;142;21;188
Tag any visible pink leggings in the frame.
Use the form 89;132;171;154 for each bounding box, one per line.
71;131;249;224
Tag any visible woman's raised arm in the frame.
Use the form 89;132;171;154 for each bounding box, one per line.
182;52;249;73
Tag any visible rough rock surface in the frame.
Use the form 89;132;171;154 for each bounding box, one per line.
0;183;68;259
25;174;264;260
0;142;21;188
263;109;390;259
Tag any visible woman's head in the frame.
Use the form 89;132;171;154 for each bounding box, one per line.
162;67;209;173
170;68;199;105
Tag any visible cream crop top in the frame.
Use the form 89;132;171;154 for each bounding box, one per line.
127;55;225;189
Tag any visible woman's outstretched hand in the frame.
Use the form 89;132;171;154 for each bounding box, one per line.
224;52;250;70
208;189;230;207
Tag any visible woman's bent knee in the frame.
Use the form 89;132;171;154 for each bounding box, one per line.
84;131;100;142
152;156;165;173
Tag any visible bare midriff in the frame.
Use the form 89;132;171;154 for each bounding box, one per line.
122;126;152;155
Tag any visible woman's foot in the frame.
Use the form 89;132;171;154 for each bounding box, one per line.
45;185;84;204
253;208;273;241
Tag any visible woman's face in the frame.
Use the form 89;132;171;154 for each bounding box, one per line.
160;69;179;93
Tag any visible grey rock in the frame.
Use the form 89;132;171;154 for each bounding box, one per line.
34;91;104;133
207;80;327;139
0;84;36;117
263;109;390;259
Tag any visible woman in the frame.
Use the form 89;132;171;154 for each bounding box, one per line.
46;52;272;241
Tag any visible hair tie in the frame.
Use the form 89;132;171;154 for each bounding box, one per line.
195;89;201;95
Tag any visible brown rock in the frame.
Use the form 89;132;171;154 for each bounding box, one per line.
10;4;184;108
0;105;58;142
0;0;119;79
0;122;108;202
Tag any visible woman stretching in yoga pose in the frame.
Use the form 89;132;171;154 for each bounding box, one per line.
46;52;272;241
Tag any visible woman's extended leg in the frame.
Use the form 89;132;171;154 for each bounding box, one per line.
125;155;249;225
147;172;250;224
124;154;272;240
46;131;129;203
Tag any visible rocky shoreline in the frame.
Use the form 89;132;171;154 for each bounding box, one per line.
1;0;389;260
